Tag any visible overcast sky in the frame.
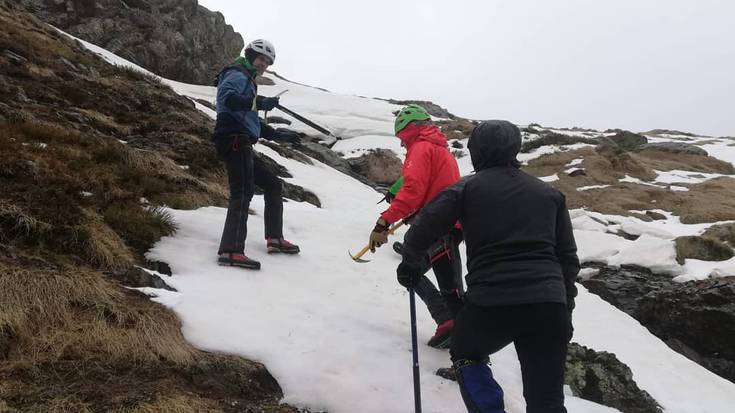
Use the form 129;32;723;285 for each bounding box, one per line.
199;0;734;136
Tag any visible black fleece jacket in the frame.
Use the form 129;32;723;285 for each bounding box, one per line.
401;120;580;310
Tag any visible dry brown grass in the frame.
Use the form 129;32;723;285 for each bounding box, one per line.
0;259;295;411
0;263;193;366
127;395;222;413
524;147;735;223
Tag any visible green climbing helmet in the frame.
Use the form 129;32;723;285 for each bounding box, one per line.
394;104;431;134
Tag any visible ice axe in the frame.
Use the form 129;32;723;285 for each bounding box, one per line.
276;103;342;144
263;89;289;125
349;220;405;263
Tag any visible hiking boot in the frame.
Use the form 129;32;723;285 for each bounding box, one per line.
427;319;454;349
217;253;261;270
393;241;403;255
267;238;300;254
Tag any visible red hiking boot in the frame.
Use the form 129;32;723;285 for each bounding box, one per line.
267;238;300;254
217;253;261;270
427;319;454;349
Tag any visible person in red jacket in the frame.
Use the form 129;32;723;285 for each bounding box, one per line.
369;104;464;348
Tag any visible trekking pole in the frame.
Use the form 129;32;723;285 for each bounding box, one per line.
276;104;341;140
409;285;422;413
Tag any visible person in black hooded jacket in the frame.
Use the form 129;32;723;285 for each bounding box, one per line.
397;120;579;413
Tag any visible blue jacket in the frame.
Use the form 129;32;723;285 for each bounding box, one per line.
213;63;261;143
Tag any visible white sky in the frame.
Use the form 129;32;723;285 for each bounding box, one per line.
198;0;734;137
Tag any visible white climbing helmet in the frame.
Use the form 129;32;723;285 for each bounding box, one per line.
245;39;276;64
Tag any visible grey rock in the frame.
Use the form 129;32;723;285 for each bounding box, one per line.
522;132;598;153
674;235;734;265
144;259;172;276
282;182;321;209
384;98;455;119
348;149;402;185
702;223;735;247
259;139;313;166
638;142;708;156
26;0;244;85
645;211;666;221
433;343;664;413
568;169;587;177
114;266;176;291
580;264;735;383
253;151;321;208
566;343;662;413
297;141;376;188
598;131;648;152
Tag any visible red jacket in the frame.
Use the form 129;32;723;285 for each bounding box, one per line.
381;124;460;224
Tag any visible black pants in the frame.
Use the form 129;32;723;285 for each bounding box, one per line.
215;135;283;254
414;229;464;324
450;302;570;413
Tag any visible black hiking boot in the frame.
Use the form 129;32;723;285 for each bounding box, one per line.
393;241;403;255
217;253;261;270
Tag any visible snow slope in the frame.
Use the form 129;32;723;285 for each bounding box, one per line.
70;33;735;412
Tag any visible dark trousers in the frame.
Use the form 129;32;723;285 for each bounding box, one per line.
414;229;464;324
450;302;570;413
215;135;284;254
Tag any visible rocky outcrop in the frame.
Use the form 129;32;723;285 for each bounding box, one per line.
384;99;455;119
674;236;734;264
597;131;648;153
348;149;403;185
434;342;663;413
702;223;735;247
296;140;378;188
638;142;708;156
636;277;735;383
21;0;243;85
566;343;662;413
437;117;478;141
581;264;735;383
521;132;598;153
113;266;175;291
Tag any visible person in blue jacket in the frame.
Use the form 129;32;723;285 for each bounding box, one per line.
212;39;301;270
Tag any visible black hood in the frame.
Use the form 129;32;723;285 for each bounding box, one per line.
468;120;522;171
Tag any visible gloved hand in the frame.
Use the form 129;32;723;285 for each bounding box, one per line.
369;217;390;252
277;130;301;143
257;96;280;111
397;261;422;288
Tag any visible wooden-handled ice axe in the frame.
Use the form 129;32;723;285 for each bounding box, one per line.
349;220;405;263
